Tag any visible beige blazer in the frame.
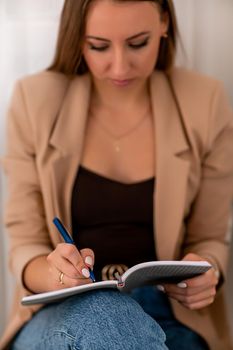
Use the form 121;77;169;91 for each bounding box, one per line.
1;68;233;350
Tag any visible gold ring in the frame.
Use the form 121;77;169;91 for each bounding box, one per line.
59;272;65;285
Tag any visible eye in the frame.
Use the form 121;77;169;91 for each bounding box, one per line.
88;44;109;52
128;38;149;50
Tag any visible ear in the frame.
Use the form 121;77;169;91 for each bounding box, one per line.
160;11;169;35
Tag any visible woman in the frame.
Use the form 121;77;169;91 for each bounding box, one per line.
1;0;233;349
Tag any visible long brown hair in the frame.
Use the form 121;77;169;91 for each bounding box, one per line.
48;0;178;75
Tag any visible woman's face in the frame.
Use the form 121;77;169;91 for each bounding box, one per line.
82;0;168;88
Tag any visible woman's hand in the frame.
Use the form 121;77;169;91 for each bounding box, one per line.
157;253;219;310
47;243;95;291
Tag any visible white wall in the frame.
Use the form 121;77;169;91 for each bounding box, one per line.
0;0;64;335
175;0;233;96
0;0;233;337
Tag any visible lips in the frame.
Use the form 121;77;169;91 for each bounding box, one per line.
111;79;133;86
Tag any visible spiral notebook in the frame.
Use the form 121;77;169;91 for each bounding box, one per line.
21;260;211;306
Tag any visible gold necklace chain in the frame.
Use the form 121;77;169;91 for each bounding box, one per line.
92;112;149;153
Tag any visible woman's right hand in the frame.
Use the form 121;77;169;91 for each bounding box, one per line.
46;243;95;290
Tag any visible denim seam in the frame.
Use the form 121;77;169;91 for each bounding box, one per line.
53;329;76;341
53;330;81;350
54;331;80;350
16;330;76;350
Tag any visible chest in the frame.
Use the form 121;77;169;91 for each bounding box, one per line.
80;112;156;183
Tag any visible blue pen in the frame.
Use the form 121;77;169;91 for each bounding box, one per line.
53;217;96;282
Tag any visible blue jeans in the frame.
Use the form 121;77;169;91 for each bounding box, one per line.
12;287;208;350
130;287;209;350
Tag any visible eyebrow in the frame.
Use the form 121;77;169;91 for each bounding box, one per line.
85;31;150;42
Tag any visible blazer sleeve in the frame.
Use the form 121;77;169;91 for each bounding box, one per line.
2;80;53;288
183;82;233;278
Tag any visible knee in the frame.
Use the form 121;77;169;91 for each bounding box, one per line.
69;290;167;349
13;290;167;349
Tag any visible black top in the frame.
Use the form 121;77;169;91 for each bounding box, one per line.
71;166;156;280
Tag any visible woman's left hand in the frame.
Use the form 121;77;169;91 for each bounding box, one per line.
158;253;219;310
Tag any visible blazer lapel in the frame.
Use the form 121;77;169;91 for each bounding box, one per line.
49;74;91;235
150;71;191;260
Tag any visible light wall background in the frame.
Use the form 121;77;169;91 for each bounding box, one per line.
0;0;233;338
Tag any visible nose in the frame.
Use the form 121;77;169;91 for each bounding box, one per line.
111;48;130;78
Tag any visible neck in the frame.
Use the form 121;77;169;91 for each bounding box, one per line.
90;77;150;114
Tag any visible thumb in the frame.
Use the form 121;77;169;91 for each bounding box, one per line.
182;252;206;262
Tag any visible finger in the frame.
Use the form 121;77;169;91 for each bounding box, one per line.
57;243;91;279
164;281;211;297
168;287;216;305
53;256;82;279
47;248;81;279
58;271;91;288
163;269;218;296
182;252;206;262
51;266;91;289
48;265;70;289
182;296;215;310
183;269;218;289
80;248;95;269
180;253;219;287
